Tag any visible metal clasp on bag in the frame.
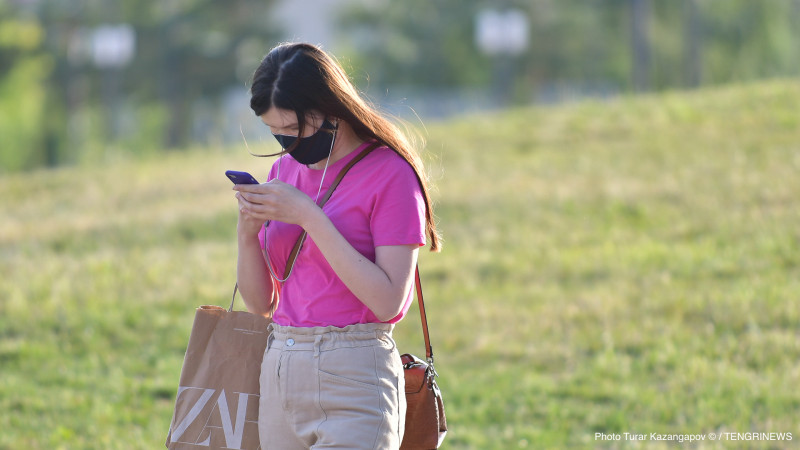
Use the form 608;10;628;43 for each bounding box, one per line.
429;344;439;376
427;354;438;384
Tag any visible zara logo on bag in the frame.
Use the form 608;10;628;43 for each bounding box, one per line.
168;386;260;449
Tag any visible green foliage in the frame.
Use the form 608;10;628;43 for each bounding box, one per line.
0;17;44;50
118;102;170;157
340;0;491;88
0;0;279;172
0;15;51;172
343;0;800;93
2;80;800;448
4;1;800;172
698;0;800;81
0;54;51;172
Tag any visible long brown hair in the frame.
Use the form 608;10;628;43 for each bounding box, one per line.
250;42;441;252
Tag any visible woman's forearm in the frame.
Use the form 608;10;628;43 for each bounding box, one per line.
236;230;275;316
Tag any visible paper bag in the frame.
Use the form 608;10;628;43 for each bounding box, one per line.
166;305;271;449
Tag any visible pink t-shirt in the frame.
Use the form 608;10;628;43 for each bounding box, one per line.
258;140;426;327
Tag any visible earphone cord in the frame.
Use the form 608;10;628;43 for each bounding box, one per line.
263;126;337;284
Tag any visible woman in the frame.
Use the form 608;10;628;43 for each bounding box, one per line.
233;42;440;449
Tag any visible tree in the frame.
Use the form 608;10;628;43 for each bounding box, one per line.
128;0;279;148
339;0;491;89
12;0;279;168
683;0;702;87
0;7;51;171
630;0;651;91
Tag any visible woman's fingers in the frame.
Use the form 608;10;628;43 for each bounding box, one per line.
236;191;266;218
234;179;314;225
232;180;276;193
236;191;274;209
234;182;279;206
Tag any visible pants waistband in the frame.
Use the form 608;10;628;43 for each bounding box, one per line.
269;322;395;352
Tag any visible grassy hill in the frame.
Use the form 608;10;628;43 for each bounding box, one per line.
2;79;799;448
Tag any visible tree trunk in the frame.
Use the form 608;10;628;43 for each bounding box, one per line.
683;0;702;88
631;0;651;92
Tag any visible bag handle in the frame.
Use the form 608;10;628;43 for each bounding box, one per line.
414;265;435;365
279;141;382;279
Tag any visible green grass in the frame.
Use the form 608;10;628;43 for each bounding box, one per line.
2;79;800;449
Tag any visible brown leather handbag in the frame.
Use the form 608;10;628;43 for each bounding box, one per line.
274;141;447;448
400;268;448;449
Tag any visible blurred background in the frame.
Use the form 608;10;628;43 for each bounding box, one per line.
3;0;800;173
3;1;800;448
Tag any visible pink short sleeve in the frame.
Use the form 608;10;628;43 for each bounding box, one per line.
369;156;426;248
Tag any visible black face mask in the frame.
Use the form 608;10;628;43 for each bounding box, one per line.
273;119;337;165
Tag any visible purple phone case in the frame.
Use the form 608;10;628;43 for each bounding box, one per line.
225;170;259;184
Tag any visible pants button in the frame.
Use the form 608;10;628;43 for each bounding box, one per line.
286;338;295;347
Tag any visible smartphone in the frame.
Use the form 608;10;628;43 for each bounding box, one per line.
225;170;260;185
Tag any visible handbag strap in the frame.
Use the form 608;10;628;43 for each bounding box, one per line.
281;140;381;279
414;264;435;364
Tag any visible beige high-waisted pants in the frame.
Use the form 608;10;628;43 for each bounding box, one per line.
258;323;406;449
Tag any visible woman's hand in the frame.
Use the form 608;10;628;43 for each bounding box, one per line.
234;180;320;232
